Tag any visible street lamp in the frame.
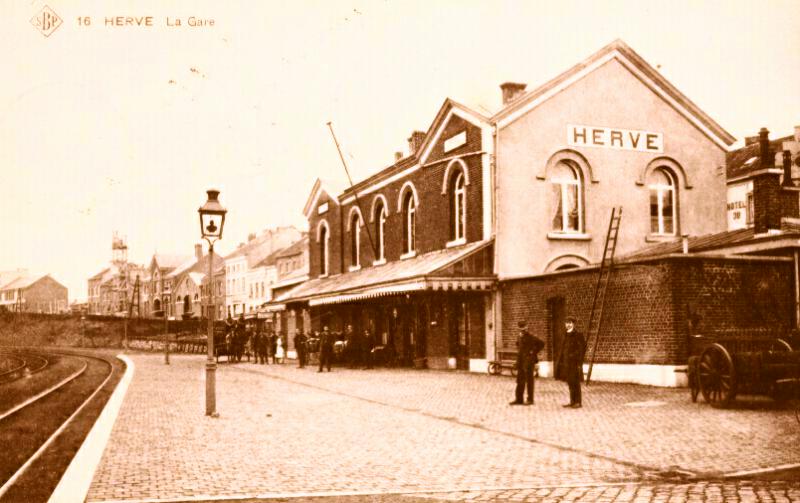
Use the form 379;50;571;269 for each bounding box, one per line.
199;189;227;417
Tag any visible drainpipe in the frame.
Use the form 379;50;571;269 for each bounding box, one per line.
492;123;502;360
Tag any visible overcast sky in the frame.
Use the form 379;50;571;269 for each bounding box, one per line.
2;0;799;301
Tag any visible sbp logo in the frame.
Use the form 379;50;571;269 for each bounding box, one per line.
30;6;63;37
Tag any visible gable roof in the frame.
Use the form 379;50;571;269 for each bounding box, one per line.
0;270;28;288
1;274;46;291
276;235;308;259
152;254;192;271
492;39;735;149
303;178;349;218
417;98;490;165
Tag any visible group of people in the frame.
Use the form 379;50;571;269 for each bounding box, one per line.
510;316;585;408
313;324;378;372
223;315;286;364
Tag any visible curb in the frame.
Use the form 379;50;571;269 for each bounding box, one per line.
49;354;135;503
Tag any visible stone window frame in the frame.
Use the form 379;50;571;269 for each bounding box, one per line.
370;195;389;265
347;206;364;271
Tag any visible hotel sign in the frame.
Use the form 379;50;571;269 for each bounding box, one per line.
568;125;663;153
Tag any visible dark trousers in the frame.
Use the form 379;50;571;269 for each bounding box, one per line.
298;349;306;368
515;361;535;402
319;349;332;371
568;378;582;405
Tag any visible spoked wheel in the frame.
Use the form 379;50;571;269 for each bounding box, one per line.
770;338;793;351
488;362;501;375
510;363;518;377
698;343;737;408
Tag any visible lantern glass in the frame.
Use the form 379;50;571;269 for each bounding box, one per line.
198;189;227;241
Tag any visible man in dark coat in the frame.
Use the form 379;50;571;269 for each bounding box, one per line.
362;329;374;369
510;320;545;406
294;330;307;368
556;316;586;408
318;326;334;372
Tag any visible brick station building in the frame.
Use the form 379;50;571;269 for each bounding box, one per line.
275;40;799;383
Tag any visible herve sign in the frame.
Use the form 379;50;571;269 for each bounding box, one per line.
567;125;663;153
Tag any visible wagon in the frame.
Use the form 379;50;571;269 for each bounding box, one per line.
686;335;800;408
488;351;518;377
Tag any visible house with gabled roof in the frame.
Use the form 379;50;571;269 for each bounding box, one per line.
0;273;68;314
146;252;193;318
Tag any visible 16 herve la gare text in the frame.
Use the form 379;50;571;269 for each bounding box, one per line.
76;16;215;27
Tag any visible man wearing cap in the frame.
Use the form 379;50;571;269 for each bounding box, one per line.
510;320;545;406
556;316;586;408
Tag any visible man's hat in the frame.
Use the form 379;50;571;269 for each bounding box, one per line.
517;320;527;329
565;316;576;324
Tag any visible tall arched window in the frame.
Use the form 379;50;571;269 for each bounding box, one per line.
318;221;329;276
374;200;386;262
349;211;361;268
550;161;583;233
402;191;416;255
449;170;466;242
648;168;676;235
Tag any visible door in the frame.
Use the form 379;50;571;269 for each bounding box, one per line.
549;296;565;378
454;299;470;370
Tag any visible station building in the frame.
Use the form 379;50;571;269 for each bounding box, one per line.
276;40;800;384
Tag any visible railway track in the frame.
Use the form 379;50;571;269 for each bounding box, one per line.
0;350;50;384
0;349;119;502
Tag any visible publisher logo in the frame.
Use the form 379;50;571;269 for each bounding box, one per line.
31;6;63;37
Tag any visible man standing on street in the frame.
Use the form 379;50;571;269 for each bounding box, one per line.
294;330;307;368
318;326;333;372
510;320;544;406
556;316;586;408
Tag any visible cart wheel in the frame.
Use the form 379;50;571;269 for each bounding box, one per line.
510;363;517;377
687;356;699;403
698;343;736;408
488;362;501;375
771;338;793;351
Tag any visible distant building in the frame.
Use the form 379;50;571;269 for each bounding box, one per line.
146;253;193;318
726;126;800;230
223;226;303;317
0;273;68;313
87;234;146;316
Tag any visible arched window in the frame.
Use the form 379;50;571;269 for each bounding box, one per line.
374;200;386;262
550;161;583;233
183;295;190;314
403;191;416;255
153;298;161;312
449;170;466;242
648;168;677;235
318;221;329;276
349;211;361;268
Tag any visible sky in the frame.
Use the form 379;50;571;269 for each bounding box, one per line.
1;0;799;302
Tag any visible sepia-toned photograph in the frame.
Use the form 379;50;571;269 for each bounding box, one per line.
1;1;799;501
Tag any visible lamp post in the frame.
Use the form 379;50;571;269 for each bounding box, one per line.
199;189;227;417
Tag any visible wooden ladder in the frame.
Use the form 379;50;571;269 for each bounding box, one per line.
585;207;622;385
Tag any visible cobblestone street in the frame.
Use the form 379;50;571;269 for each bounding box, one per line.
86;355;800;502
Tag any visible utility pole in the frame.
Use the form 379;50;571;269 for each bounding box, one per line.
162;270;169;365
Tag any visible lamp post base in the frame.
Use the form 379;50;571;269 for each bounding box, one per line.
205;359;217;417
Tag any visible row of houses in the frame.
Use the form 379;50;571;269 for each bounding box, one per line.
0;269;68;314
257;39;800;386
87;228;309;331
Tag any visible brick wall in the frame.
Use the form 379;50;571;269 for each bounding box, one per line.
322;116;484;272
501;256;793;365
308;191;343;279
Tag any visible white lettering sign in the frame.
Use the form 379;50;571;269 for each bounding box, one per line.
443;131;466;153
567;125;663;153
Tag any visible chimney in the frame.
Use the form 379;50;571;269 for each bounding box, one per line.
394;151;403;162
500;82;527;104
795;125;800;142
744;136;759;146
248;232;256;242
195;243;203;262
759;127;772;169
783;150;794;187
407;131;426;155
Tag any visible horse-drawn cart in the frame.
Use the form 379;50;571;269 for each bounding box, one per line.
687;335;800;408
